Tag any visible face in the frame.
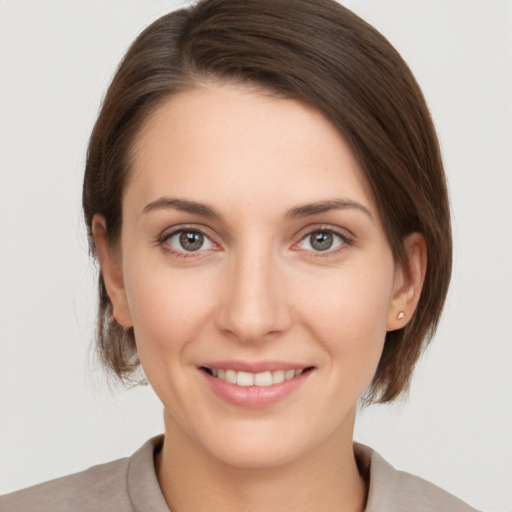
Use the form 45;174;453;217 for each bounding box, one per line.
96;84;418;469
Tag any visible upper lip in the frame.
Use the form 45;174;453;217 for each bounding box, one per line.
200;360;313;373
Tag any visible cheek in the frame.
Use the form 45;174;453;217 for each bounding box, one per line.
296;258;394;380
122;255;215;364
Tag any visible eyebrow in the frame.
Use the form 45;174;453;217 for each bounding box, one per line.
142;197;373;221
284;199;373;221
142;197;221;218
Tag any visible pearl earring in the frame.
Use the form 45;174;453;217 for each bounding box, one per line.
397;311;405;320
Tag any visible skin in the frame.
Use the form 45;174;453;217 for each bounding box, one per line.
93;83;426;512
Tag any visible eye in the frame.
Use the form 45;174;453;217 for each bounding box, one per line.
164;229;214;253
298;230;345;252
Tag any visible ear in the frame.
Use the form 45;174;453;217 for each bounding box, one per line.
92;215;133;328
386;232;427;331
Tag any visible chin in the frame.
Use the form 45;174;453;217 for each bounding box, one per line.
192;417;339;471
205;437;308;470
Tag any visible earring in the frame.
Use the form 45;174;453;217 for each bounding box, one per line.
397;311;405;320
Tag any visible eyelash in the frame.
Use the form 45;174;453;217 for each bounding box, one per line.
157;226;352;259
294;228;352;257
158;226;217;259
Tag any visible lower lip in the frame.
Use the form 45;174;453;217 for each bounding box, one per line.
201;369;312;409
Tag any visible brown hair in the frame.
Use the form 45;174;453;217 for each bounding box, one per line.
83;0;452;403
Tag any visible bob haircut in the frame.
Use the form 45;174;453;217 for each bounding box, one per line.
83;0;452;403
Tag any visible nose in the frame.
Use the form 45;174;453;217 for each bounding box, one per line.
215;244;292;343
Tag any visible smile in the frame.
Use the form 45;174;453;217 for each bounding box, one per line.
202;367;310;387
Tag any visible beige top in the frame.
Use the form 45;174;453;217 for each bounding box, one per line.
0;435;478;511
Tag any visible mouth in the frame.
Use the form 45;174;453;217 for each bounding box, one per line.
200;366;314;387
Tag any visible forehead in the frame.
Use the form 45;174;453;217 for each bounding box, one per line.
126;83;376;218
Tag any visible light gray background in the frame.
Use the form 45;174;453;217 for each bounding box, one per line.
1;1;511;510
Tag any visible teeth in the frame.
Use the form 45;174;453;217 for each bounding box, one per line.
254;371;272;386
209;367;307;386
225;369;237;384
236;371;254;387
272;370;285;384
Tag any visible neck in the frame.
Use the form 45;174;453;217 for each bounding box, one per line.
156;411;367;512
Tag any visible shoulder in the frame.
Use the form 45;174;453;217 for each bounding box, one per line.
355;443;480;512
0;456;131;512
0;435;167;512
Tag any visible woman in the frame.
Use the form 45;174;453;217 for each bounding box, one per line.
0;0;482;510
